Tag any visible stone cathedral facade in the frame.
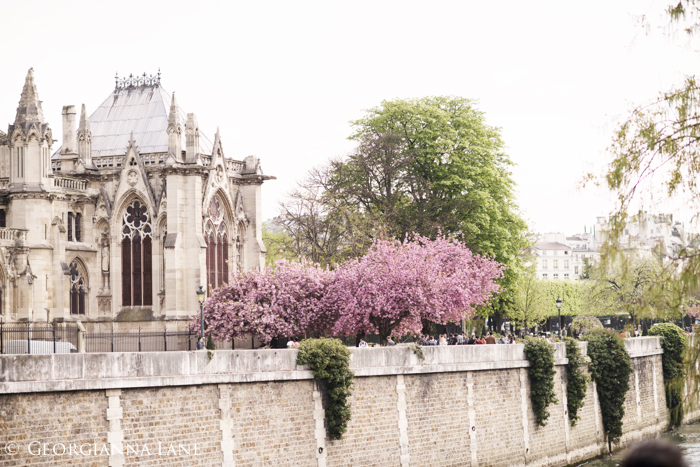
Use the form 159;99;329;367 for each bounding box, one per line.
0;69;273;330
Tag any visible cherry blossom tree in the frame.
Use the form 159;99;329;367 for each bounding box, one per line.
325;234;504;344
192;234;504;346
190;259;333;344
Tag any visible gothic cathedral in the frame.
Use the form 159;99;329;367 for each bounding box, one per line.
0;69;274;331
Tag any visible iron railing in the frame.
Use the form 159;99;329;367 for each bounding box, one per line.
0;323;80;354
85;327;198;353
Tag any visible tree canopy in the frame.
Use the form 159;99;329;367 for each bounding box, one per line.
279;96;529;315
195;235;504;345
589;1;700;309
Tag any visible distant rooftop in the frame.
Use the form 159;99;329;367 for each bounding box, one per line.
536;242;569;250
53;72;213;159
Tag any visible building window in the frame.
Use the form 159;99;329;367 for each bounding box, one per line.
542;251;547;255
553;274;559;280
564;260;569;269
205;198;229;292
542;274;548;279
0;209;6;228
69;261;86;315
553;260;558;269
542;259;547;269
121;199;153;307
75;213;81;242
67;212;82;242
575;266;579;274
564;274;569;280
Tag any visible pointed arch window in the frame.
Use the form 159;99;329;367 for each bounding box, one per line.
205;198;229;292
69;261;87;315
121;199;153;306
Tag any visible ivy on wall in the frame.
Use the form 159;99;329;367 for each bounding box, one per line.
562;337;589;426
648;323;687;427
524;338;558;426
297;338;354;440
584;329;631;451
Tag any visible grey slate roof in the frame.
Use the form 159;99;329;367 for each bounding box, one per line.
53;83;212;159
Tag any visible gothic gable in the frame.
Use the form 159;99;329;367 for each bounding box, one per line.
201;131;234;220
112;136;157;218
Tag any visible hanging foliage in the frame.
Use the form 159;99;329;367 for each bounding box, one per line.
297;338;354;440
523;338;558;426
584;329;631;451
562;337;589;426
648;323;687;427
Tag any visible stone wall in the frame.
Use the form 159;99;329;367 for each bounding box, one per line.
0;338;667;467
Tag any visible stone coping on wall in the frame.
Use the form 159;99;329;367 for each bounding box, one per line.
0;337;662;394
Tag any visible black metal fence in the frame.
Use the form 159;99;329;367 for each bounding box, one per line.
85;328;199;353
0;323;80;354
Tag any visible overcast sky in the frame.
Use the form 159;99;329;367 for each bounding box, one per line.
1;0;697;235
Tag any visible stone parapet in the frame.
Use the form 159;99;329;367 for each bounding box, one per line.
0;338;662;395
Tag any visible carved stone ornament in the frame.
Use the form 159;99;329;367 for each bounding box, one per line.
127;170;139;187
215;166;224;185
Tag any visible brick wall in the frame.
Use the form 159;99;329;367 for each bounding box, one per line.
0;339;670;467
0;391;108;467
227;380;316;466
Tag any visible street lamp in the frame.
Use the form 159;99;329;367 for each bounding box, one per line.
556;296;563;338
196;286;206;340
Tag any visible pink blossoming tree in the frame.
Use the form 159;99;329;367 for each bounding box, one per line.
192;234;504;345
325;234;504;344
191;259;333;344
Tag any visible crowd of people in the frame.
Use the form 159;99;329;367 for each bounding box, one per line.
415;331;524;346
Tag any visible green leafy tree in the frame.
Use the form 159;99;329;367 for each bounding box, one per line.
262;220;298;266
540;280;586;318
588;1;700;320
324;96;530;318
509;264;549;329
584;258;684;325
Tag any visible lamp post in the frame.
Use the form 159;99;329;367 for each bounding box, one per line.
556;296;563;338
196;286;206;340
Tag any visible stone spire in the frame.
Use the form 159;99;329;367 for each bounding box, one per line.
14;68;45;125
166;93;182;164
185;113;199;163
77;104;92;165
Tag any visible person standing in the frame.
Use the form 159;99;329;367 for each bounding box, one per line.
485;332;496;344
196;337;205;350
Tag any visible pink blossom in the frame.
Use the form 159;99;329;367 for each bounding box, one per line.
191;234;504;344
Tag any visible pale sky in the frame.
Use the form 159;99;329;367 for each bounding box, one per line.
1;0;697;236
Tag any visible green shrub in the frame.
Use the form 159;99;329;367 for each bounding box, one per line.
584;329;631;449
297;338;354;440
571;315;603;336
648;323;687;427
648;323;686;381
523;338;558;426
563;337;589;426
206;334;216;350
